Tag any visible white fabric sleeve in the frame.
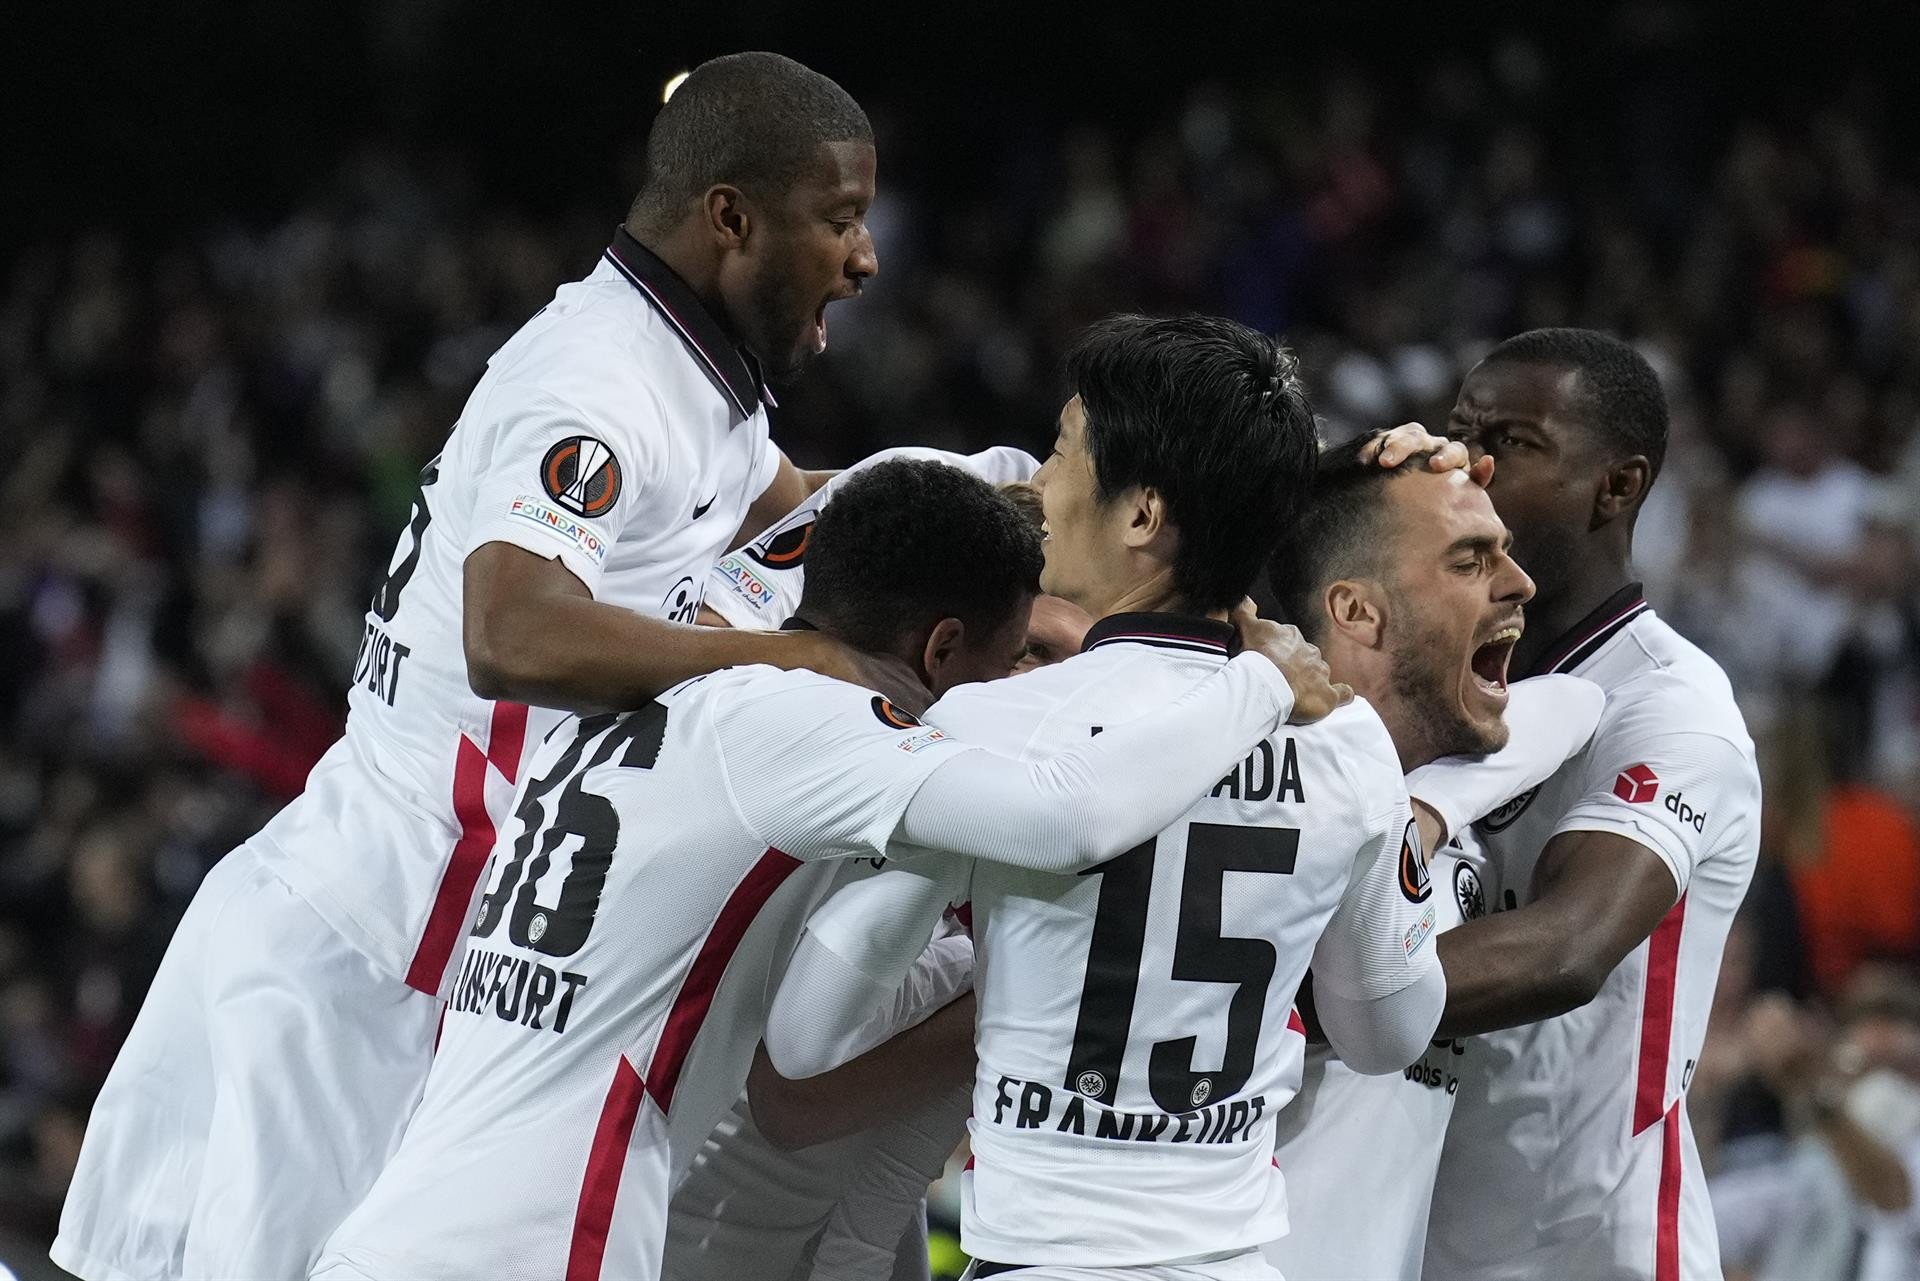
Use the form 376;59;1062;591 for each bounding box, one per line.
713;674;973;863
766;858;968;1079
808;1080;972;1280
1553;720;1760;899
1315;961;1447;1074
1311;791;1443;1013
895;651;1295;873
804;933;974;1072
464;386;667;594
770;936;915;1080
704;445;1039;629
1405;675;1606;842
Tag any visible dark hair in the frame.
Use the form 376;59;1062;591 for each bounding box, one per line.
628;52;872;233
1267;437;1435;641
798;459;1043;653
1482;328;1669;478
1066;314;1318;613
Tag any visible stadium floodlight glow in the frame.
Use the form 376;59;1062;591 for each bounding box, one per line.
662;71;691;103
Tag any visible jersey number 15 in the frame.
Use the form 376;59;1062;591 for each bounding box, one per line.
1065;824;1298;1114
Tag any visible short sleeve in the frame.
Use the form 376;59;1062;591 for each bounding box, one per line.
1552;727;1759;898
1311;789;1442;1002
703;444;1038;631
704;498;821;629
712;673;976;862
463;384;666;594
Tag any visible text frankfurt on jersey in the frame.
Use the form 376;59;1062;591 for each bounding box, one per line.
449;943;589;1035
987;1074;1267;1146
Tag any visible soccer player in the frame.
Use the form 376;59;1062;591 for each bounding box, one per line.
765;316;1450;1281
666;465;1087;1281
310;459;1325;1281
56;51;932;1281
1260;437;1605;1280
1412;330;1761;1281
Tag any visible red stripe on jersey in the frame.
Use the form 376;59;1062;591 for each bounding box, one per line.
1654;1100;1683;1281
488;701;529;784
643;849;803;1112
1286;1007;1306;1037
405;735;496;993
1633;894;1688;1135
404;704;531;994
566;1056;646;1281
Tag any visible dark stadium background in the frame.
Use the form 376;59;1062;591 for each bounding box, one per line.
7;2;1920;1276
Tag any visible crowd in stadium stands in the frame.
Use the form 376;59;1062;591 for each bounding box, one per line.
6;41;1920;1277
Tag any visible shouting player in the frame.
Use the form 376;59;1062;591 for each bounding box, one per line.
1260;438;1605;1280
1413;330;1761;1281
766;316;1452;1281
311;459;1332;1281
57;52;924;1281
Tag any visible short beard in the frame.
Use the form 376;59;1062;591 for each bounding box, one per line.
743;265;816;383
1386;599;1508;763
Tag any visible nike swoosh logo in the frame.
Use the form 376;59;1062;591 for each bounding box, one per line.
692;493;717;520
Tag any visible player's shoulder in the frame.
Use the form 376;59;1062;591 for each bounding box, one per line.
924;655;1100;754
1287;697;1404;810
1595;612;1753;754
479;289;673;433
691;664;939;742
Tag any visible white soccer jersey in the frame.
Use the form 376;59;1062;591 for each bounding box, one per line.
1425;588;1761;1281
312;667;973;1281
704;445;1040;630
665;920;976;1281
785;613;1439;1269
1264;840;1475;1281
253;228;781;996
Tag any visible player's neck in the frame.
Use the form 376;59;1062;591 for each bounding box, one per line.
1091;574;1226;624
627;221;739;345
1513;558;1637;677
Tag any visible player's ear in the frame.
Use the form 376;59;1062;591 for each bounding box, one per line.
1124;485;1169;552
702;184;751;249
1593;455;1652;526
920;616;967;684
1323;580;1385;649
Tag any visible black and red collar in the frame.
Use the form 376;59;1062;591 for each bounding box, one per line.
603;227;776;421
1523;582;1650;678
1081;611;1234;658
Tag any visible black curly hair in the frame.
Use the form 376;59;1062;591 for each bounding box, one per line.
796;459;1043;653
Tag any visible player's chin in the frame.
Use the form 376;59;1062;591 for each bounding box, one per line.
766;344;819;384
1458;676;1511;736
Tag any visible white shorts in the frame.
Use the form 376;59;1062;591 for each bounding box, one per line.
959;1251;1280;1281
51;843;442;1281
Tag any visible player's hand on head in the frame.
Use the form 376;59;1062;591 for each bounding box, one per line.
790;630;933;716
1360;424;1476;478
1230;599;1352;724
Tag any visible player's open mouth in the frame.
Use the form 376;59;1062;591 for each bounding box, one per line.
1040;520;1051;542
811;304;828;354
1470;626;1521;695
